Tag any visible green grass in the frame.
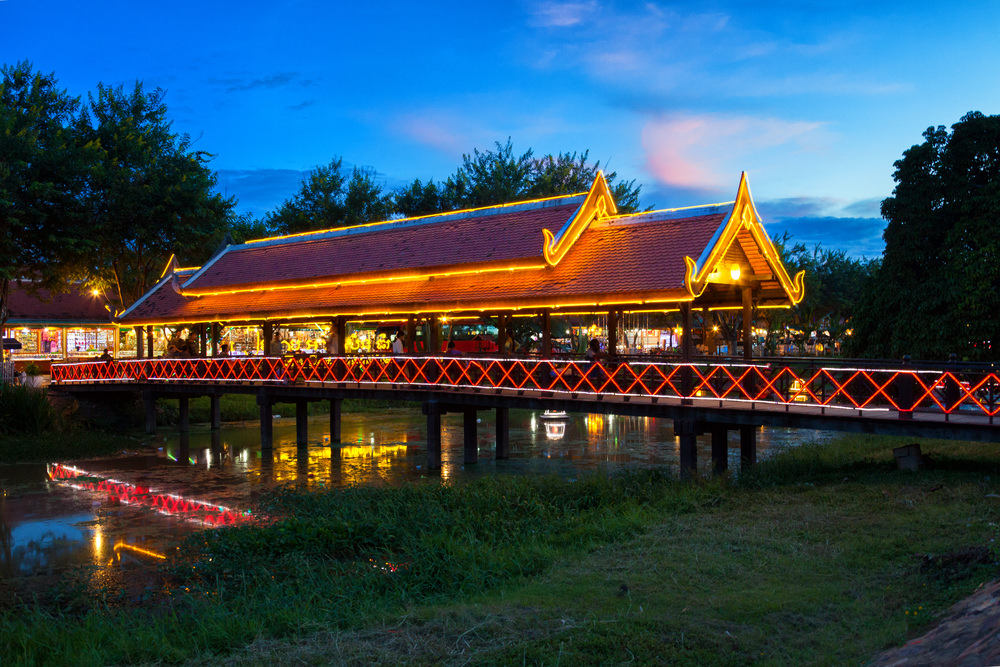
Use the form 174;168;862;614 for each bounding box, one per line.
0;383;61;435
2;435;999;665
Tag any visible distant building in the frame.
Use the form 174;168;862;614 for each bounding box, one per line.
2;283;117;370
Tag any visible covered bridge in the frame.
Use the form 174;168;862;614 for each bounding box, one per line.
118;172;804;360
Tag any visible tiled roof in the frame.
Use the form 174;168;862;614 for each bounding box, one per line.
120;207;730;324
5;284;113;325
183;197;584;294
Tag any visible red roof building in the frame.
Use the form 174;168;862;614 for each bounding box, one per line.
118;172;804;358
2;284;118;364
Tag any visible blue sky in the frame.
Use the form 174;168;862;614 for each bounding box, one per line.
5;1;999;258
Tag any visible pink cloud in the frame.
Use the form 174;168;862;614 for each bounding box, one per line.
394;114;470;157
641;113;827;190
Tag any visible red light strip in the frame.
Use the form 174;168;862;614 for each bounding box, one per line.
47;463;252;527
50;358;1000;418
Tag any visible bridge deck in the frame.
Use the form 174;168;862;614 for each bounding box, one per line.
51;355;1000;442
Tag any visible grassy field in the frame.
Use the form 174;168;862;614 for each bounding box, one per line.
1;433;999;665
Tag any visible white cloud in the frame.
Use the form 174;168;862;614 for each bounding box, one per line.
528;1;599;27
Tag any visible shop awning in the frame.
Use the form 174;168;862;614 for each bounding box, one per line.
2;338;22;350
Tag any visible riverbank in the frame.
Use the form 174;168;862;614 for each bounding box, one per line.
2;434;999;665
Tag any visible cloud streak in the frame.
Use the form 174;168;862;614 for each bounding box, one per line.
641;113;827;190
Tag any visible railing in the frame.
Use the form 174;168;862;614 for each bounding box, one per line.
50;355;1000;419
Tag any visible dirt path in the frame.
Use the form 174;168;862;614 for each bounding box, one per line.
871;579;1000;666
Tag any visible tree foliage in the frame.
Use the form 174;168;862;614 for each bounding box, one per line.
851;111;1000;361
0;61;93;332
394;139;646;217
81;82;234;310
264;159;393;235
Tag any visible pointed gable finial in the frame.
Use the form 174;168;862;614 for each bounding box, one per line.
159;254;180;281
542;171;617;266
683;172;805;304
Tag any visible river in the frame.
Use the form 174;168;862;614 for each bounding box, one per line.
0;408;835;587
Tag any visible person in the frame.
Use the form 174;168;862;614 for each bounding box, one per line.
503;328;516;354
585;338;606;385
99;348;113;362
392;331;405;355
218;342;230;357
445;340;462;356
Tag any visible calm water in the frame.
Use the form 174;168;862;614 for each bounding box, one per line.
0;408;835;583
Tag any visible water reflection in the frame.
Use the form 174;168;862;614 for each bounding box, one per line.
1;408;834;583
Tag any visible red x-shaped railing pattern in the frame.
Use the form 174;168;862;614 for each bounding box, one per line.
48;463;250;526
50;356;1000;417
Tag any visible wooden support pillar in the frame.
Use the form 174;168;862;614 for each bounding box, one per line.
607;309;618;357
676;418;697;479
330;398;342;443
495;407;510;459
464;408;478;464
135;326;145;360
144;390;156;434
296;399;308;447
711;426;728;475
680;302;694;404
429;313;441;356
263;322;273;356
198;324;207;358
258;392;273;451
498;313;508;354
740;425;757;468
426;403;442;469
742;286;753;361
541;311;552;358
406;316;416;354
178;396;190;433
702;307;712;355
211;323;220;357
146;327;154;358
210;394;221;430
336;316;347;356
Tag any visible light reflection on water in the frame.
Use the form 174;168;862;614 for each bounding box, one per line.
0;408;835;582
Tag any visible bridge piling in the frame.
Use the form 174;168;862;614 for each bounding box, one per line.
296;400;308;447
426;403;442;469
740;425;757;467
258;392;273;451
143;391;156;435
711;426;728;475
676;418;697;479
179;397;190;433
464;408;478;464
210;395;221;430
330;399;341;444
496;407;510;459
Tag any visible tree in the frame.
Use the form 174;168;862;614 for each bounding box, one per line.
265;159;393;235
394;139;647;216
80;82;234;310
851;112;1000;361
0;61;93;335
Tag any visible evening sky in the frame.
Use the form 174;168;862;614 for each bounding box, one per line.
4;0;998;257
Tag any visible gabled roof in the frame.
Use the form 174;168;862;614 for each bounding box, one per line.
5;284;114;326
181;193;587;296
117;172;805;326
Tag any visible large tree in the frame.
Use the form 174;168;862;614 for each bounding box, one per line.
394;139;646;217
851;112;1000;361
0;62;93;334
81;82;234;310
264;159;393;235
